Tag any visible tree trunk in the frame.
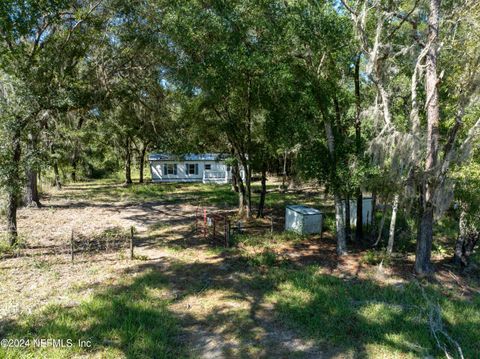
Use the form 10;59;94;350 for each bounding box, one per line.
281;149;287;190
70;118;84;182
232;161;239;193
387;193;400;255
243;161;252;218
335;195;347;255
374;194;389;247
24;132;41;207
6;191;18;246
71;158;77;182
324;118;346;255
233;154;246;215
415;0;440;275
53;162;62;189
139;144;147;184
237;173;246;216
50;141;62;189
245;77;253;219
125;138;132;185
415;204;434;274
354;55;363;241
454;207;468;267
6;130;22;245
370;190;377;241
257;167;267;218
25;170;41;207
345;194;351;242
356;192;363;241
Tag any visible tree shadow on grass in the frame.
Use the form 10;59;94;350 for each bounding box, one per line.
2;249;478;358
0;269;188;359
127;252;478;358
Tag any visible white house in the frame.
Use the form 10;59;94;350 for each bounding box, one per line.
148;153;236;184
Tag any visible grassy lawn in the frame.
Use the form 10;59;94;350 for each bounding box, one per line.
267;266;480;358
1;179;479;358
1;270;184;359
2;245;478;358
48;178;323;209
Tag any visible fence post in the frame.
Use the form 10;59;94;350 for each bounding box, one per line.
70;229;74;263
270;216;274;233
195;207;198;232
226;220;230;247
130;226;134;260
204;208;207;239
224;217;227;247
213;217;216;239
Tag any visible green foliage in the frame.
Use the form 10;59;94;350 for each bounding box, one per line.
452;158;480;221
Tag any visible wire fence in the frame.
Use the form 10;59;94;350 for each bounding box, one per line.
195;207;276;247
0;226;136;262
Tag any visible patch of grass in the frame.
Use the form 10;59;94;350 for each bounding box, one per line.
361;249;392;266
233;232;308;269
0;270;185;359
274;231;308;242
0;240;14;256
32;258;52;271
245;249;278;267
53;180;328;213
233;231;305;247
148;221;170;232
0;235;27;258
264;266;480;358
53;181;240;207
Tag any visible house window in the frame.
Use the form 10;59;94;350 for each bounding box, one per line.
164;163;177;175
186;163;198;175
205;164;211;170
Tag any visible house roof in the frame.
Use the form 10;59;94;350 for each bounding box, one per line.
148;153;227;162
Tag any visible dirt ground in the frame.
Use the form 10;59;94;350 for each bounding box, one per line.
0;182;477;358
0;183;343;358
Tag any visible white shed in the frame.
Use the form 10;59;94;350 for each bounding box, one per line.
285;205;323;235
341;197;374;226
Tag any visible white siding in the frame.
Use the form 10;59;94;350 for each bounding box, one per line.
150;160;231;183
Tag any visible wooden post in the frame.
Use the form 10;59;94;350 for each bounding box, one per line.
226;220;230;248
203;208;207;239
224;217;228;247
70;229;74;263
130;226;134;260
270;216;274;233
213;217;216;239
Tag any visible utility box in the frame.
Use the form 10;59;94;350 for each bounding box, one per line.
342;197;373;227
285;205;322;235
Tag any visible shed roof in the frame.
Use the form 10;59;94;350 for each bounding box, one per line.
148;153;227;162
286;205;322;215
